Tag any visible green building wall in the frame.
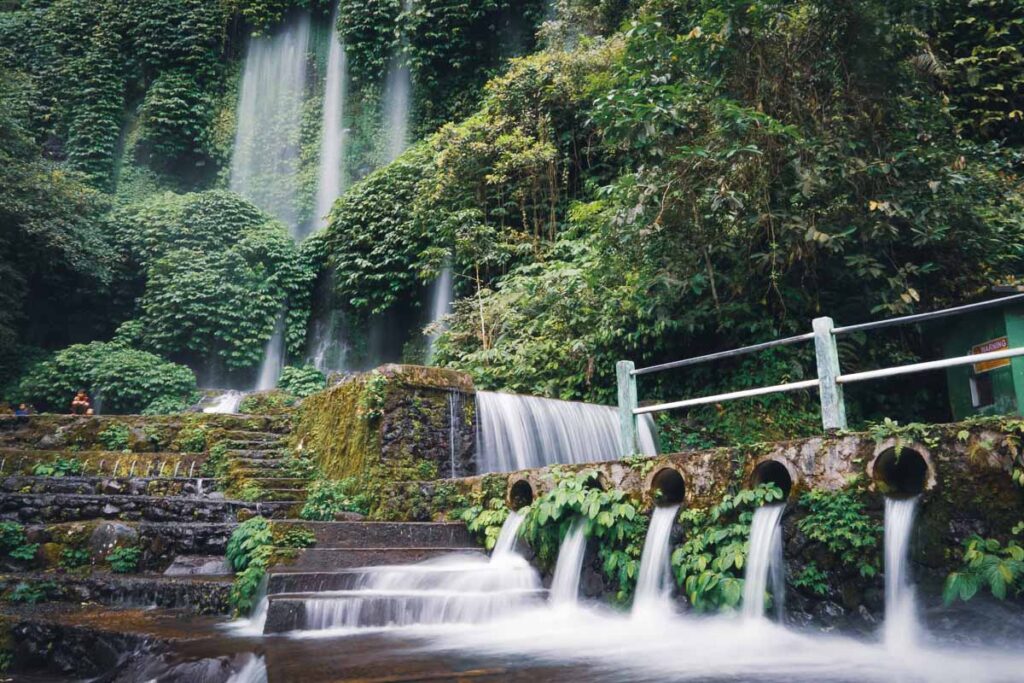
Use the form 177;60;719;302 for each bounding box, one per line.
942;305;1024;421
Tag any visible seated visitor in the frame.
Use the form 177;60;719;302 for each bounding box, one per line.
70;390;91;415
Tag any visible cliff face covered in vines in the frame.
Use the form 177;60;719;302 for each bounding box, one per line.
3;0;1024;439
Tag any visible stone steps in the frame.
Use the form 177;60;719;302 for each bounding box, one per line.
1;475;222;498
234;458;287;468
274;547;485;572
0;571;233;614
251;477;307;488
272;521;474;549
224;449;282;460
0;492;294;524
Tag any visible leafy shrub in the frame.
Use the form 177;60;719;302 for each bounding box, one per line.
107;546;141;573
98;423;131;451
300;478;371;520
0;522;38;562
175;425;208;452
201;442;230;478
7;580;60;604
277;365;326;398
944;534;1024;604
520;468;645;603
796;487;882;581
236;481;267;502
225;516;317;615
671;484;784;613
32;458;85;478
16;341;196;414
357;371;387;421
239;390;299;415
114;191;313;371
141;393;199;415
226;517;273;572
59;547;91;570
460;499;510;551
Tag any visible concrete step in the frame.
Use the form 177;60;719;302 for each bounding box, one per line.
0;571;233;614
276;547;485;572
0;492;295;524
272;521;475;549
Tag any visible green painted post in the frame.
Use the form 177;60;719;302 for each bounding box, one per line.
813;317;847;431
617;360;639;456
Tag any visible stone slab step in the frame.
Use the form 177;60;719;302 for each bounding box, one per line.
272;521;475;549
0;492;294;524
0;571;233;614
276;547;485;572
234;458;287;468
223;439;285;450
251;478;307;488
224;449;283;459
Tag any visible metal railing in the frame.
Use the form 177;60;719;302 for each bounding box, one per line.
616;294;1024;456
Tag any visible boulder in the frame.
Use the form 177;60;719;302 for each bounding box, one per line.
88;522;138;557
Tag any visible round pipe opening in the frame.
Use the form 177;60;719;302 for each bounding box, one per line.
650;467;686;507
508;478;535;509
872;447;928;497
751;460;793;499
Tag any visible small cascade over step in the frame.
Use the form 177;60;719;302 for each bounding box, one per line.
203;391;246;414
742;503;785;620
632;505;679;615
475;391;658;473
884;496;920;649
227;655;268;683
549;518;587;605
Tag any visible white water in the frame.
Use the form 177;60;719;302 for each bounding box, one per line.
230;13;311;236
202;390;245;414
884;496;920;650
632;505;679;615
226;655;267;683
475;391;658;473
382;0;413;162
742;503;786;620
549;518;587;605
425;265;454;364
255;316;286;391
295;552;542;632
314;7;348;232
492;511;525;559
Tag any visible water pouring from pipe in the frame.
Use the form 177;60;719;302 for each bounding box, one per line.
742;503;786;620
632;504;680;616
884;495;920;650
549;518;588;606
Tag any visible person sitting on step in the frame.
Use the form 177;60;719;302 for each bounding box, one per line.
70;390;91;416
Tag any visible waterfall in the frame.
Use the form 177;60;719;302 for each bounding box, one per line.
226;655;267;683
447;389;462;478
203;390;245;414
884;496;920;650
382;0;413;162
549;518;587;605
491;511;525;560
314;7;348;232
474;391;658;473
632;505;679;614
255;316;286;391
425;265;454;364
229;12;311;236
742;503;786;620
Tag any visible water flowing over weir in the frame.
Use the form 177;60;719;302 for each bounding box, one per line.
230;12;311;236
289;516;542;633
382;0;412;164
742;503;786;620
255;317;286;391
314;8;348;232
632;505;679;614
474;391;658;473
202;390;245;414
426;265;453;364
884;496;920;649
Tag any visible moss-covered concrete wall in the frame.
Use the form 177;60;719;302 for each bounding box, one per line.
291;365;476;511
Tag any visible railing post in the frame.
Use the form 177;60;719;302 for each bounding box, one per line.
812;317;847;432
617;360;639;456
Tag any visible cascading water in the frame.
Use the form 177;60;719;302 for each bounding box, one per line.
549;518;587;605
226;655;268;683
492;510;525;559
474;391;658;473
230;12;312;236
632;505;679;615
884;496;920;650
742;503;786;620
425;265;453;364
203;390;245;414
447;389;462;478
255;316;286;391
382;0;413;162
314;6;348;232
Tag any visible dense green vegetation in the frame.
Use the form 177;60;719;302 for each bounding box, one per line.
2;0;1023;433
